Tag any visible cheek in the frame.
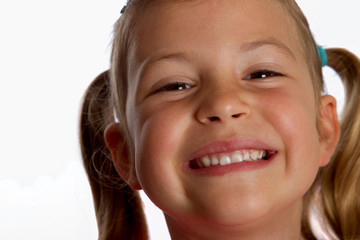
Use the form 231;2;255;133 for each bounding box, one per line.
130;103;192;211
134;103;190;159
261;87;320;192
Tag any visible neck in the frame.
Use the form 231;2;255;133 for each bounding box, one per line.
165;200;303;240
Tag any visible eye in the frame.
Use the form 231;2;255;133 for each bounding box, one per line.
245;70;283;80
154;82;192;93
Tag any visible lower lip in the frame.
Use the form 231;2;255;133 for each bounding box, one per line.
184;154;276;177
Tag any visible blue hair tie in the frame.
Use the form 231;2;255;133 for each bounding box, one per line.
317;46;327;67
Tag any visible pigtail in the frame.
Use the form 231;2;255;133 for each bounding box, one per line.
320;48;360;239
79;71;148;240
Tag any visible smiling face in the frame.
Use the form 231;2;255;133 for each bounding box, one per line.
121;0;332;238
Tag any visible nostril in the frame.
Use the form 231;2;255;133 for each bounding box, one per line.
208;116;220;121
207;113;241;122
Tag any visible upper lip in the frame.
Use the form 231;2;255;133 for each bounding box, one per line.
186;137;277;161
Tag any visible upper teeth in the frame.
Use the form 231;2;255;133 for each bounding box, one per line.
197;150;266;168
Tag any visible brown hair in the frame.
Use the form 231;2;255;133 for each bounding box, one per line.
79;71;148;239
317;49;360;239
278;2;360;239
79;1;360;239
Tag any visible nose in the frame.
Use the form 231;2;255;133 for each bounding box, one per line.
196;87;250;124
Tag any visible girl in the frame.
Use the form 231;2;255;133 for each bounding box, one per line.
80;0;360;239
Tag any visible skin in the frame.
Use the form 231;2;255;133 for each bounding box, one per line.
105;0;340;239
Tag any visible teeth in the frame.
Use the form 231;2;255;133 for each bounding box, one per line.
243;152;251;161
196;159;204;168
198;150;270;168
201;156;211;167
250;150;259;161
231;152;243;163
220;155;231;165
211;155;219;165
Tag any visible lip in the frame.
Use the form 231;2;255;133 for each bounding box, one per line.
184;137;277;176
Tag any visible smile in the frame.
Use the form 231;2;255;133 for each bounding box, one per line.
189;150;276;169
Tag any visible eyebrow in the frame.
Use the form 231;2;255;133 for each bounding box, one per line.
143;52;195;70
139;38;296;79
240;38;296;60
139;51;195;81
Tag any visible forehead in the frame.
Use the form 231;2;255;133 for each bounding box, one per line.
130;0;300;63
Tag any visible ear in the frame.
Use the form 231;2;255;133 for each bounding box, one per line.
318;95;340;167
104;123;142;190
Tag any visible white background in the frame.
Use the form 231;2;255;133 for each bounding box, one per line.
0;0;359;239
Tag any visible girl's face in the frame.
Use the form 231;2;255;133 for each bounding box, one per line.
123;0;334;236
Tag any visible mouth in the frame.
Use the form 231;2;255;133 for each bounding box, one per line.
188;150;276;169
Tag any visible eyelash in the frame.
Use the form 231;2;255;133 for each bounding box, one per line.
245;70;283;80
153;82;192;93
152;69;282;94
